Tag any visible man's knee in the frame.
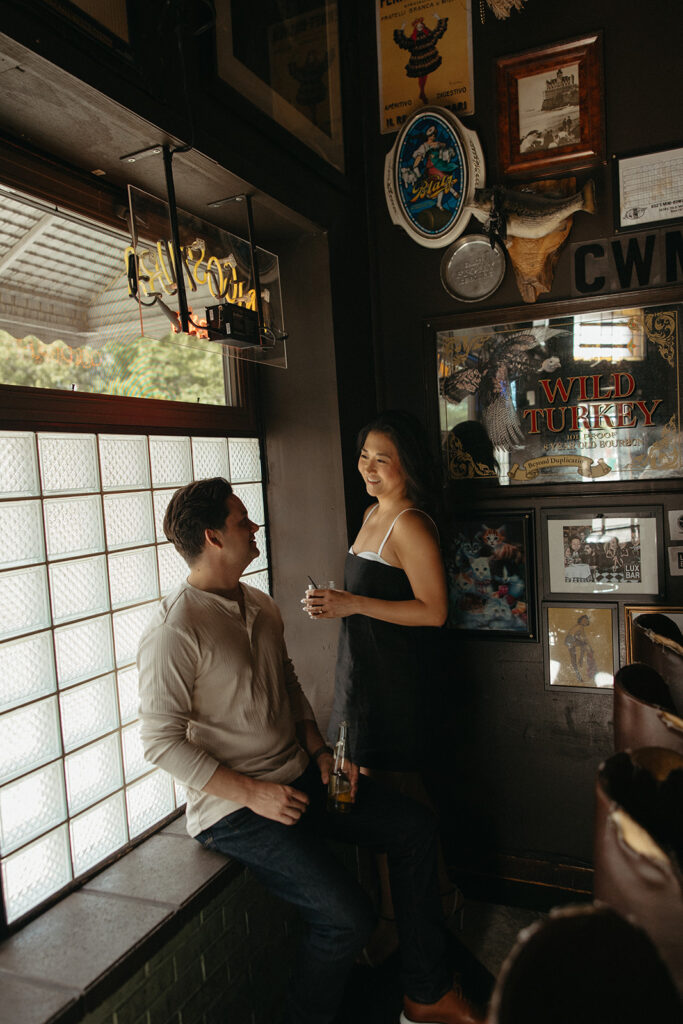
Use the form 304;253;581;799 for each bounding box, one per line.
333;885;376;947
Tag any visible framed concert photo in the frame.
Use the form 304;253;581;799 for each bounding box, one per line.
443;511;535;639
495;32;605;178
543;602;617;692
543;508;661;599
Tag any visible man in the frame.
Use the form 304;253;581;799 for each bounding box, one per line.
138;477;480;1024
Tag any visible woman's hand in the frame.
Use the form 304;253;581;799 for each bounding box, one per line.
301;587;357;620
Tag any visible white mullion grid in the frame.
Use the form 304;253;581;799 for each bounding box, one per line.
96;434;131;850
30;435;71;877
0;427;264;923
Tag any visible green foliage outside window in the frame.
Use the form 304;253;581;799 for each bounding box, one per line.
0;329;227;405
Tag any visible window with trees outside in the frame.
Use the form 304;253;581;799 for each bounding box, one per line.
0;174;269;931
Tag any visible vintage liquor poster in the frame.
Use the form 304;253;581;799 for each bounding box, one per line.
437;304;682;485
376;0;474;134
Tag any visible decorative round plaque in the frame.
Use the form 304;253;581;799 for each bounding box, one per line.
440;234;506;302
384;106;485;249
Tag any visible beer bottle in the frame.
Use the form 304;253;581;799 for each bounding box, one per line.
327;720;352;813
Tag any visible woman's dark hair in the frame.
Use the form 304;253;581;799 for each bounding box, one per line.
449;420;499;475
163;477;234;564
357;409;440;512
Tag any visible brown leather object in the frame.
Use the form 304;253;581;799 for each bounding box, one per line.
594;748;683;1001
632;619;683;713
486;904;683;1023
614;664;683;755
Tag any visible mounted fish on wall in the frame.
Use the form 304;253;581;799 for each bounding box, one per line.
469;177;597;302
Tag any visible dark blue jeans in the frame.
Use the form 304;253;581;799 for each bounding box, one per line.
195;762;451;1024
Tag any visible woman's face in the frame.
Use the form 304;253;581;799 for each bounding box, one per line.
358;430;408;501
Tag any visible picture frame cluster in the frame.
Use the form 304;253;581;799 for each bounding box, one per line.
443;503;681;693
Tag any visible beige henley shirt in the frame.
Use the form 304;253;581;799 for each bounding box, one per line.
137;580;314;837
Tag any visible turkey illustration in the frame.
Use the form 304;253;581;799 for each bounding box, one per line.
440;326;565;450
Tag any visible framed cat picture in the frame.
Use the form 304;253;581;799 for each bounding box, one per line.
443;510;536;638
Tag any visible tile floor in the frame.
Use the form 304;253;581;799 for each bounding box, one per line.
338;900;543;1024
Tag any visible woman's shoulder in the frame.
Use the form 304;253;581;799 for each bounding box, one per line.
391;506;439;539
361;502;380;523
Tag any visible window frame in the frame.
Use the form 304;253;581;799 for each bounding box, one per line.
0;145;264;936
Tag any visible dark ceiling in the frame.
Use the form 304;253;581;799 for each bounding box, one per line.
0;31;317;252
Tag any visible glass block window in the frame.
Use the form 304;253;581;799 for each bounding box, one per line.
0;430;267;925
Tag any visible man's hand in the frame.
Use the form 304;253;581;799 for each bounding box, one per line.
244;778;309;825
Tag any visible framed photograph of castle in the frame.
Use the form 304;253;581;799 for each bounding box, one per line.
495;33;605;178
442;510;535;639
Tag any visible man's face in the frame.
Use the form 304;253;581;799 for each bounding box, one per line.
216;494;259;570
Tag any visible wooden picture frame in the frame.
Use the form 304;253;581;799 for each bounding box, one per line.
624;604;683;660
442;510;536;639
544;602;617;691
495;33;605;179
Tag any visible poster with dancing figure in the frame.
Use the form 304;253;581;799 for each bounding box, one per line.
376;0;474;133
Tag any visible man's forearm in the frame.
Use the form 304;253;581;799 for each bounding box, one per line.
295;717;330;759
202;763;257;803
203;762;311;825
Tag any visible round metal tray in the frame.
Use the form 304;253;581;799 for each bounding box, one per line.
440;234;506;302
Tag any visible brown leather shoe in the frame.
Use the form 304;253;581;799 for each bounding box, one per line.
400;986;484;1024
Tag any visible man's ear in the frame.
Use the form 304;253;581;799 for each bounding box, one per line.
205;528;222;549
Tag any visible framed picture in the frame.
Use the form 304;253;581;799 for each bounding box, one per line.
375;0;474;133
443;511;535;638
434;300;683;486
544;509;661;598
214;1;344;172
613;145;683;233
624;605;683;660
495;33;605;178
544;603;617;691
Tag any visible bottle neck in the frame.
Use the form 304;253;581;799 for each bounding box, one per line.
333;722;348;772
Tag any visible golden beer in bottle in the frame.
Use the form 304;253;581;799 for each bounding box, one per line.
327;720;352;813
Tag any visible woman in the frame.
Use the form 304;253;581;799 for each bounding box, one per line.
303;411;456;961
304;409;447;769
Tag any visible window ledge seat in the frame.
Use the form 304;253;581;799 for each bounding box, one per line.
0;815;265;1024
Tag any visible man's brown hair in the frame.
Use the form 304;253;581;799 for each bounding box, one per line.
163;477;234;564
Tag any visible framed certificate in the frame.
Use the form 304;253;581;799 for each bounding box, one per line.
614;145;683;232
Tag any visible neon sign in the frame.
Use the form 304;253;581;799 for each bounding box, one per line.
124;239;258;308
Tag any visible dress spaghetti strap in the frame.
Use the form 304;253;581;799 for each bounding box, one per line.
377;508;438;558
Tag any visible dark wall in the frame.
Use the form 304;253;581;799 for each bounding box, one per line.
350;0;683;873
